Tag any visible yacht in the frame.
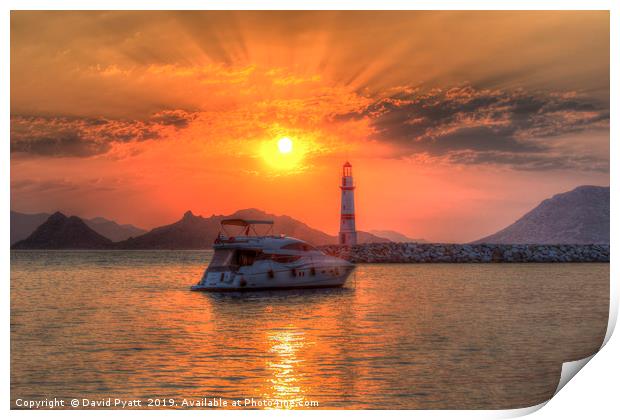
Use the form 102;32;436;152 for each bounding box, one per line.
190;219;355;291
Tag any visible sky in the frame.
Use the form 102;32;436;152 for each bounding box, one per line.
10;11;609;242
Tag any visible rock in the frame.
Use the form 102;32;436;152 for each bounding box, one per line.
319;243;609;263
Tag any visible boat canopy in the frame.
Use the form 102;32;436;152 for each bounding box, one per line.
221;219;274;227
219;218;275;237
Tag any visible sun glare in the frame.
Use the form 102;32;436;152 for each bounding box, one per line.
260;135;307;173
278;137;293;154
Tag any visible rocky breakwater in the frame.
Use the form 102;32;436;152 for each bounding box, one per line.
319;243;610;263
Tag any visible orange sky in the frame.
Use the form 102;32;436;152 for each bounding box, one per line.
10;11;609;242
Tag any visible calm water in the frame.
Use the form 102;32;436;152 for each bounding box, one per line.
11;251;608;409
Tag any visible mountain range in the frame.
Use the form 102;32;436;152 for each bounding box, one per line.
10;185;610;249
11;212;113;249
474;185;609;244
11;210;145;244
11;208;391;249
114;208;391;249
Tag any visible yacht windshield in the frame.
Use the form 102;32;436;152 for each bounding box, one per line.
208;249;259;271
209;249;235;269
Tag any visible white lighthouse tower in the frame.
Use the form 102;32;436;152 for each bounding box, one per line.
339;161;358;246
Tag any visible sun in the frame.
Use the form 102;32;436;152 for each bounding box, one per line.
278;137;293;154
259;135;307;173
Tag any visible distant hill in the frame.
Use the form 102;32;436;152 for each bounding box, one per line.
357;231;391;244
10;211;50;245
113;210;222;249
10;211;145;243
12;212;113;249
368;229;426;243
114;208;390;249
84;216;146;241
229;209;390;245
474;185;609;244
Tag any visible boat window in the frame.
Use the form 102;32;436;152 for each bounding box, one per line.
209;249;261;269
235;250;258;266
267;254;301;263
209;249;235;268
281;242;317;252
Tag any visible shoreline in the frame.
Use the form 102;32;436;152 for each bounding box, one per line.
10;243;610;263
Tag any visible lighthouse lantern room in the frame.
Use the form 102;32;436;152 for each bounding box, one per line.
339;162;358;246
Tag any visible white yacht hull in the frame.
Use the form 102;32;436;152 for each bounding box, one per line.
191;258;355;292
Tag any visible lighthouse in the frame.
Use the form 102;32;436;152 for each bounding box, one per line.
339;162;358;246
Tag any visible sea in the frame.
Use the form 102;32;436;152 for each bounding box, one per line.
10;250;609;409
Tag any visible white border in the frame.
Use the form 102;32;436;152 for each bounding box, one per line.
1;0;616;10
3;1;616;419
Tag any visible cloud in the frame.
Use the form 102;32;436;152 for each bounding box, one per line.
11;178;79;193
149;110;196;128
338;85;609;170
10;111;195;157
442;150;609;172
10;178;115;194
10;131;111;157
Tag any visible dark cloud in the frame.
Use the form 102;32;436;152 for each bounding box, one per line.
339;85;609;170
10;110;194;157
445;150;609;172
10;131;111;157
149;110;196;128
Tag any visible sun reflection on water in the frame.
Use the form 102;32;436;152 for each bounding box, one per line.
263;327;307;409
